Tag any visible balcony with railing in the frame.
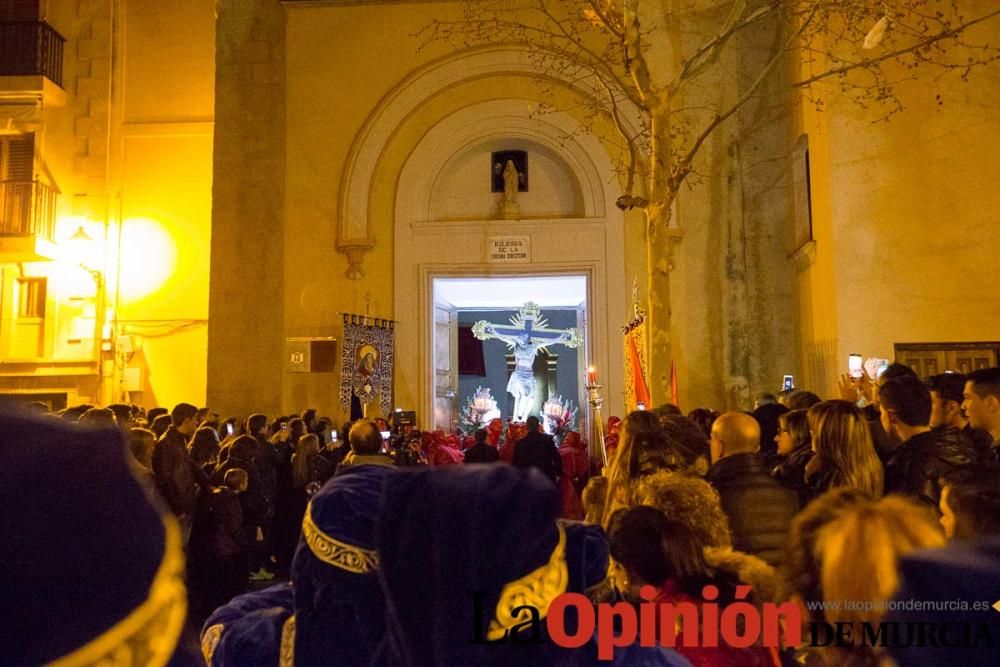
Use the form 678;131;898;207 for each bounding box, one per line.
0;180;58;261
0;21;66;104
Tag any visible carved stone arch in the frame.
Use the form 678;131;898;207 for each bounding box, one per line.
337;44;643;278
396;100;614;225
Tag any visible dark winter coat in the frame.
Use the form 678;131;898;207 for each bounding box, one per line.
463;443;500;464
884;427;978;507
253;433;279;510
151;425;211;516
207;487;246;558
706;452;800;568
212;454;265;524
960;424;996;466
771;444;814;507
512;431;563;483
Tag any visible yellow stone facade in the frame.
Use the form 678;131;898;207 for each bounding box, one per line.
0;0;214;409
4;1;997;421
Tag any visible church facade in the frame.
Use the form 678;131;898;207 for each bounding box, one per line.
3;1;997;422
209;0;1000;423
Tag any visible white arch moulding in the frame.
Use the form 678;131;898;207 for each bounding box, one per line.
337;44;644;278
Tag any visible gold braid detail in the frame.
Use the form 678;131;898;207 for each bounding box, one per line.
201;624;224;664
47;514;187;667
486;525;569;640
301;503;378;574
279;615;296;667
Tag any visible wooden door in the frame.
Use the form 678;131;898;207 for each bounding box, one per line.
433;304;458;430
894;342;999;378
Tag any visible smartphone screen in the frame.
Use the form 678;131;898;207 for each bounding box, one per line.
849;354;864;379
782;375;794;391
380;431;391;440
226;423;233;435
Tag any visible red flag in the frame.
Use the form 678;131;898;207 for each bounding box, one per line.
670;359;679;407
628;335;651;408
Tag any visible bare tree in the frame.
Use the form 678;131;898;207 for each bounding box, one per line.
419;0;1000;401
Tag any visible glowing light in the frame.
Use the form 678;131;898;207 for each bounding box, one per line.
117;217;177;304
56;215;104;267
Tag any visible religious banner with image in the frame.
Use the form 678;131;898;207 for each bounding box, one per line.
623;281;651;412
339;315;395;417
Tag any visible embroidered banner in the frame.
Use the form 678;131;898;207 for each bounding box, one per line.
622;281;650;411
623;321;650;412
340;315;395;417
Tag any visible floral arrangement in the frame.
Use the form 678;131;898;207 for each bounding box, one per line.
542;394;579;440
458;386;500;433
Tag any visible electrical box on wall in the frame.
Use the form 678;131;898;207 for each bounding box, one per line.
286;337;337;373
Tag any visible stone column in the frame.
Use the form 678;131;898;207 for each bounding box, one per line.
208;0;286;416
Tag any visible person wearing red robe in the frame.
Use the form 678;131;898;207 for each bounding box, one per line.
605;416;623;459
558;430;588;519
426;430;464;466
499;421;527;462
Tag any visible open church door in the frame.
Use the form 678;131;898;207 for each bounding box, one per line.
433;304;458;430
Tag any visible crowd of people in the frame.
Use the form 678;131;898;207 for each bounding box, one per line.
3;364;999;666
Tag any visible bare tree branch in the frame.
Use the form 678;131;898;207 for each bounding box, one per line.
623;0;661;110
793;7;1000;88
673;1;775;88
675;7;818;184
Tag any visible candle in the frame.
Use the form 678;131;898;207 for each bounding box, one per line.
586;367;597;385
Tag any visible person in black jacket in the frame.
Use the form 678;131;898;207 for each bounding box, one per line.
247;413;277;577
706;411;799;568
203;468;249;617
512;416;562;483
771;408;813;506
927;373;994;461
212;435;269;581
880;376;977;507
463;428;500;464
151;402;213;545
962;368;1000;466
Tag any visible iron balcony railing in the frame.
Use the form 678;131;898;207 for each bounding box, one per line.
0;180;58;242
0;21;66;87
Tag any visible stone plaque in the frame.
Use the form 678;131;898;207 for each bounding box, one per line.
486;236;530;264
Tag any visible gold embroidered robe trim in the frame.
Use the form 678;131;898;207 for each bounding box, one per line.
486;524;569;640
301;503;378;574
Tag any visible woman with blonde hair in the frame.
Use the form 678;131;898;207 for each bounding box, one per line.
292;433;321;490
805;400;883;500
817;495;945;665
600;410;675;526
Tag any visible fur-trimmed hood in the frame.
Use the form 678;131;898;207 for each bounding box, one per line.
705;545;780;604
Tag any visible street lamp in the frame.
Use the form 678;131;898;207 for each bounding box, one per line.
69;226;104;287
69;225;107;403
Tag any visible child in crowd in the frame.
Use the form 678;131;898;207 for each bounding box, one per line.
204;468;249;614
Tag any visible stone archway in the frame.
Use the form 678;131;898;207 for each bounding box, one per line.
391;98;628;426
336;44;643;279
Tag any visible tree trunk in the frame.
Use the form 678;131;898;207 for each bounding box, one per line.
644;108;676;406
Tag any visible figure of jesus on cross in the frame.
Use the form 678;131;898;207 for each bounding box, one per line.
472;302;582;422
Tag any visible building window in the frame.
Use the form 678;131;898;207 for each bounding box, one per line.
17;277;45;318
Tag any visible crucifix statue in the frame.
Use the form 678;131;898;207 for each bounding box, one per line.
472;302;582;422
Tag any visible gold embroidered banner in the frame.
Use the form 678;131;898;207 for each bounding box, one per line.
340;315;395;417
623;321;650;413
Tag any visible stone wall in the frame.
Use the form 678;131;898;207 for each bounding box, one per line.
208;0;287;416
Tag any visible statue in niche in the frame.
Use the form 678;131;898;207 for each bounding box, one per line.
492;150;527;220
499;159;522;219
502;160;519;204
472;302;582;422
